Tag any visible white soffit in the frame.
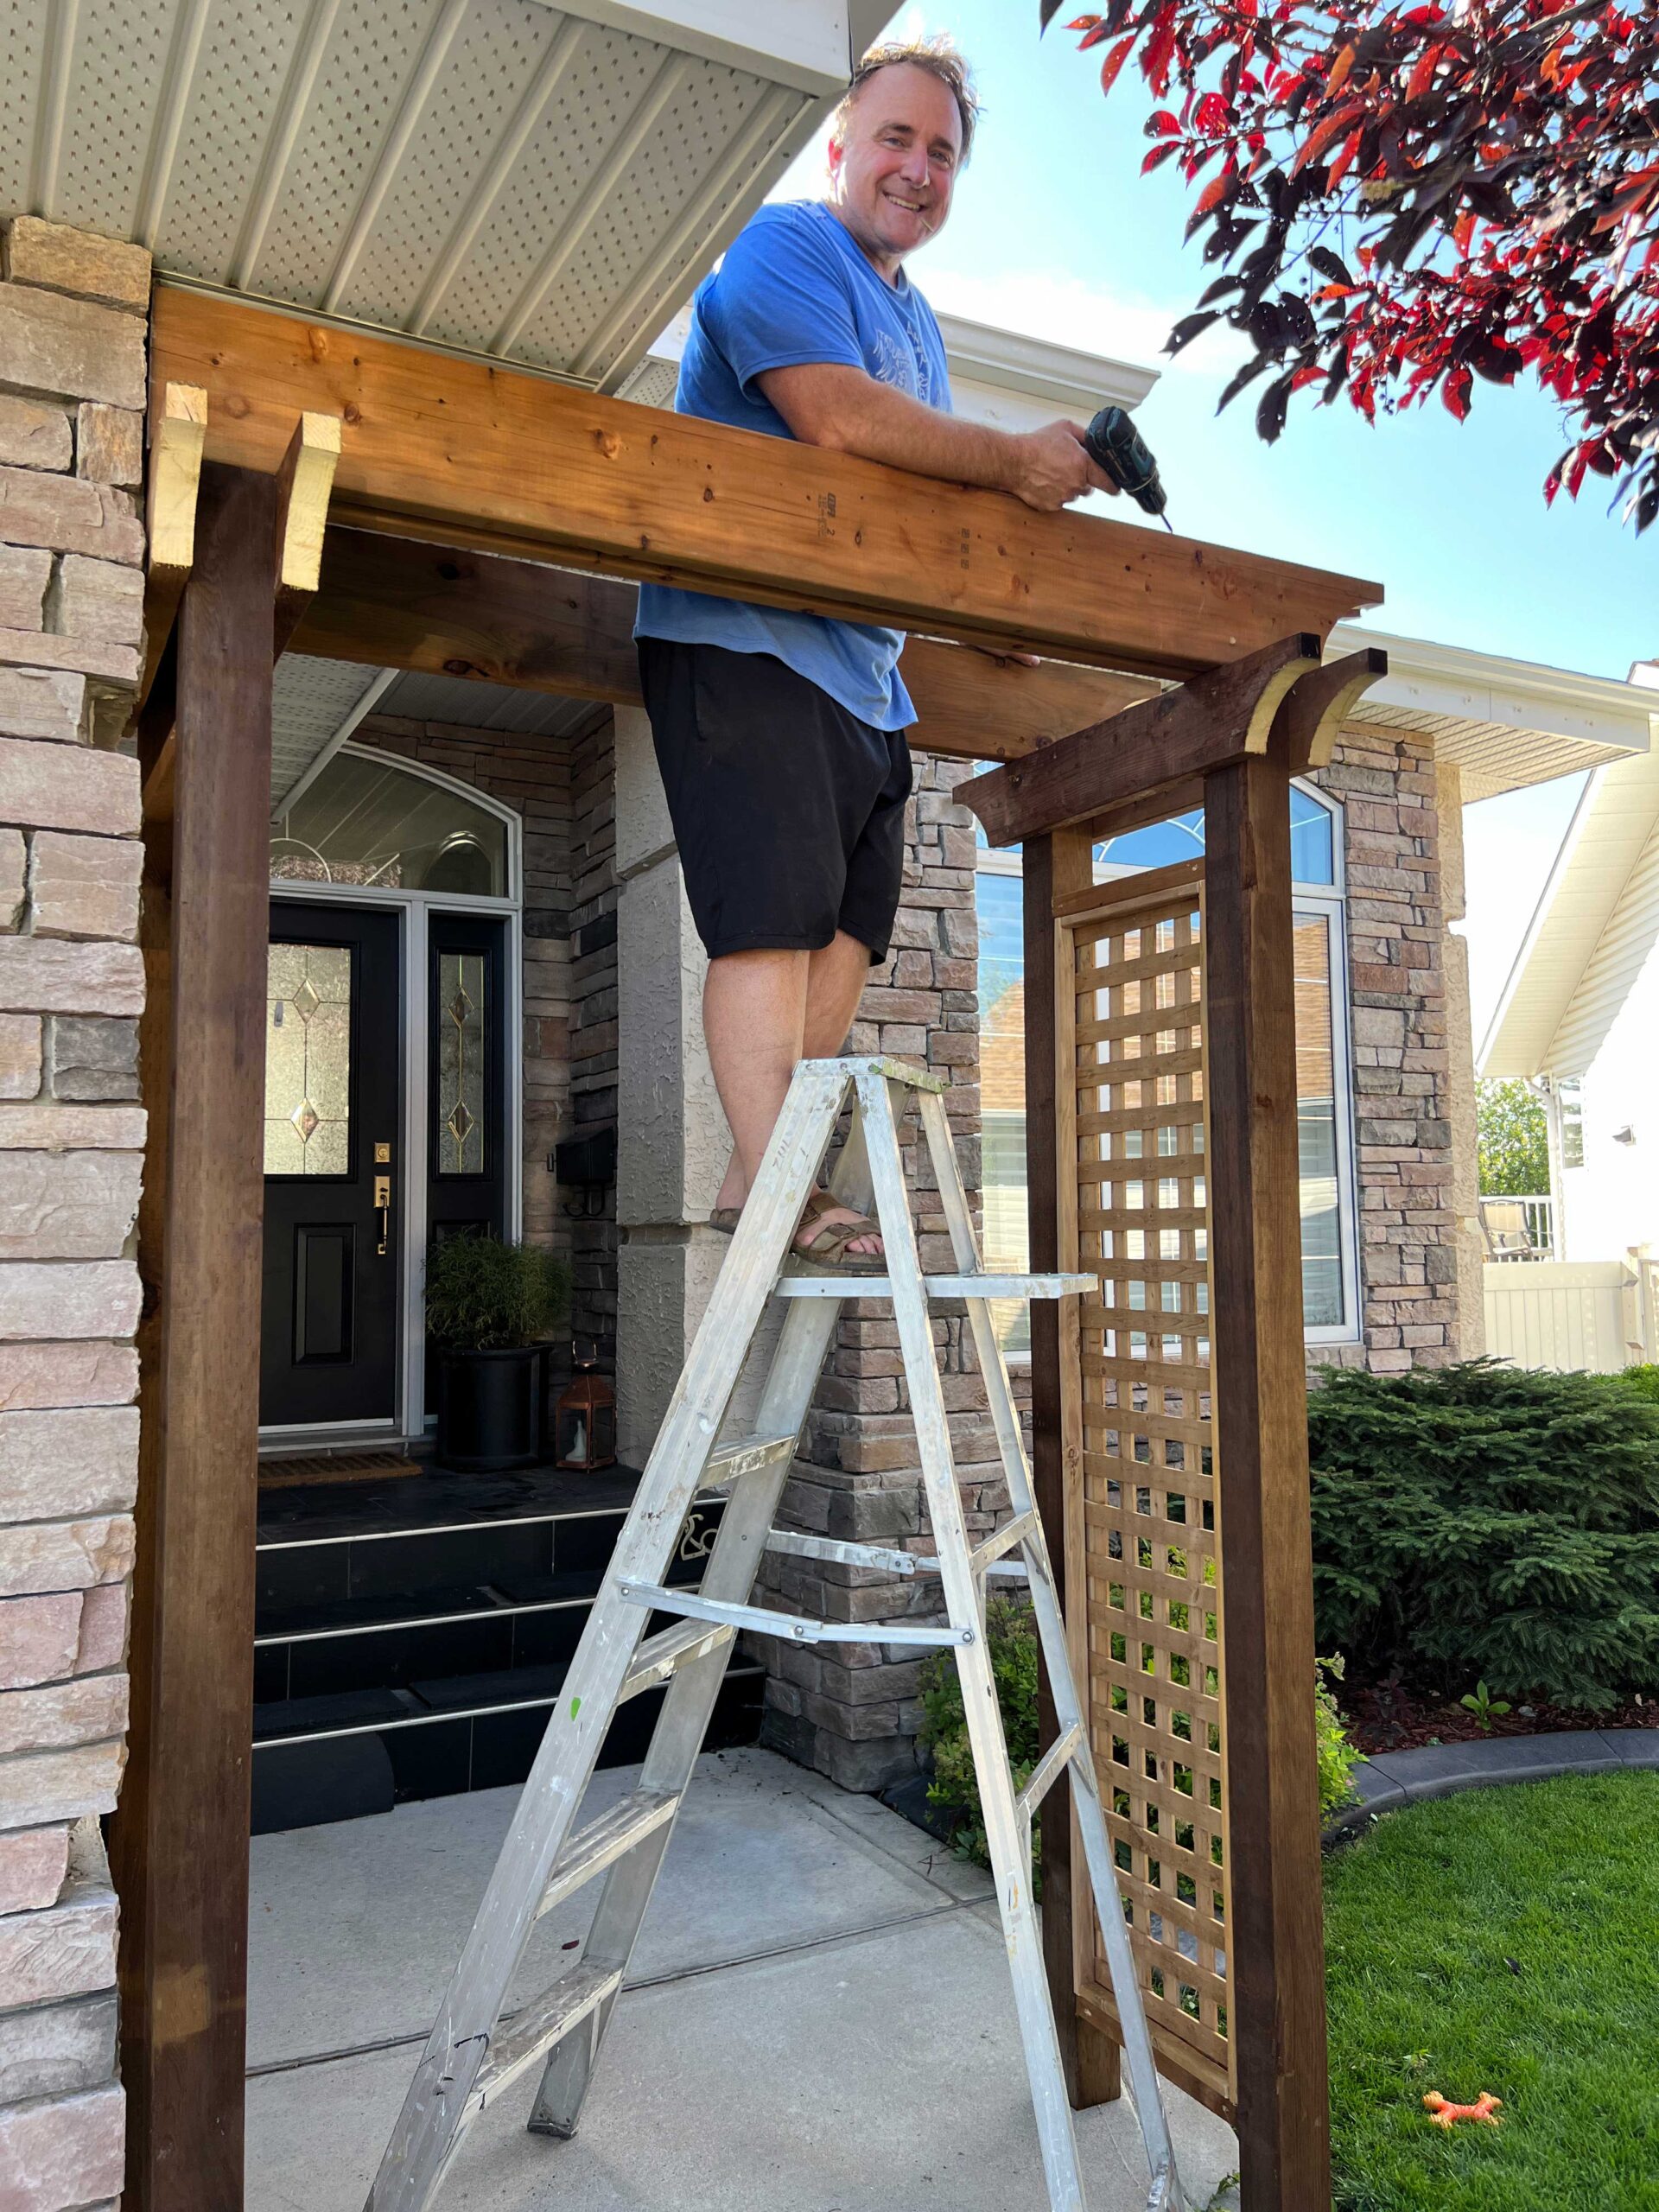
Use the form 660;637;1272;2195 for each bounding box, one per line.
2;0;847;391
1329;625;1654;803
639;302;1161;421
1478;743;1659;1080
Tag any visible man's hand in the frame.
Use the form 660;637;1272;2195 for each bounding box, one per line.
1004;421;1120;512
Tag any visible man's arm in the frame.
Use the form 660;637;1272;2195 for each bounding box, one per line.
755;362;1118;513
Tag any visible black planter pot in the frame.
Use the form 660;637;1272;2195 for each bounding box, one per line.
435;1345;545;1473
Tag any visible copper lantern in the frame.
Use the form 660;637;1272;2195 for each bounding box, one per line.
554;1345;616;1471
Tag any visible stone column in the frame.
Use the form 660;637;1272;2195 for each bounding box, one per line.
0;216;149;2207
613;705;729;1462
1313;732;1462;1372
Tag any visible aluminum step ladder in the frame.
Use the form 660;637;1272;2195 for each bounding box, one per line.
366;1056;1188;2212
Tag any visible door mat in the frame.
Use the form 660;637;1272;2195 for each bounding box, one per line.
257;1449;423;1490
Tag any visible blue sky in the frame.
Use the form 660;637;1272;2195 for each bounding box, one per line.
771;3;1657;1028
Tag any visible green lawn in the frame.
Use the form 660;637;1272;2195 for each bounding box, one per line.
1324;1772;1659;2211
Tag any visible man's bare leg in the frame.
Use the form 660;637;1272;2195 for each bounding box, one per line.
705;948;808;1218
704;931;880;1256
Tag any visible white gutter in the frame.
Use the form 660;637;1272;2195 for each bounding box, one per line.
1329;625;1655;757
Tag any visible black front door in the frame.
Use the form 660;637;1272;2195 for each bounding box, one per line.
261;902;404;1428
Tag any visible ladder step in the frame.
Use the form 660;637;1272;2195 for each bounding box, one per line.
620;1618;735;1700
468;1962;624;2116
699;1431;798;1492
764;1529;918;1576
533;1789;681;1923
1014;1720;1084;1826
615;1580;972;1649
969;1508;1039;1580
773;1272;1095;1302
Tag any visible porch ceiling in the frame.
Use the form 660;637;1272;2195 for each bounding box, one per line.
3;0;847;392
270;651;601;815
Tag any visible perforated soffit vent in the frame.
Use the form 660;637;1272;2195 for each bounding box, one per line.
2;0;844;391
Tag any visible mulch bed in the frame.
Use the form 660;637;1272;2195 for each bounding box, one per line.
1340;1680;1659;1757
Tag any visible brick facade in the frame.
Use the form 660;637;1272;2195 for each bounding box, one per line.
0;216;147;2209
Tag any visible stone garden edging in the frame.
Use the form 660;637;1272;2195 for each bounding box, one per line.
1328;1726;1659;1835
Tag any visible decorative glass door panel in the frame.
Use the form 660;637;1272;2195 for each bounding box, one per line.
261;904;403;1429
423;916;509;1413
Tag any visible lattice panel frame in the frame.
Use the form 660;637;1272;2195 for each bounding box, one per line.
1058;858;1233;2117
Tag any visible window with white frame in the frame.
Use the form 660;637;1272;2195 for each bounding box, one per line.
975;781;1359;1353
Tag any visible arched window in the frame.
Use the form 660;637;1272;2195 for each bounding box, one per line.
976;779;1359;1349
270;747;514;899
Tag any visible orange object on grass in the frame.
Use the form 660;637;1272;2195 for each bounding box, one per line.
1423;2090;1503;2129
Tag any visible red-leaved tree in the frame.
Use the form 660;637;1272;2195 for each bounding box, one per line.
1044;1;1659;528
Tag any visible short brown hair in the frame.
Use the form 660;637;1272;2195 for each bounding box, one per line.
833;35;981;164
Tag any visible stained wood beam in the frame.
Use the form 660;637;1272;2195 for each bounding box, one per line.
272;410;342;659
289;529;1155;761
151;287;1380;681
111;461;276;2209
963;634;1323;849
1201;728;1332;2210
139;382;206;706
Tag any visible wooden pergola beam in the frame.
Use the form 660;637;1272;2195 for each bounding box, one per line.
963;634;1324;848
151;286;1380;680
138;382;207;706
289;529;1156;761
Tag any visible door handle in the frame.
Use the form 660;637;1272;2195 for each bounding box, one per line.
373;1174;391;1256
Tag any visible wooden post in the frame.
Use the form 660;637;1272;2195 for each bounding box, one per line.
1024;824;1122;2110
110;461;278;2209
1201;735;1332;2211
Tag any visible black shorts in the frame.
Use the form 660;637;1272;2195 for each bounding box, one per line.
637;637;912;964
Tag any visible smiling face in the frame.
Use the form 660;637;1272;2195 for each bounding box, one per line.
826;61;963;280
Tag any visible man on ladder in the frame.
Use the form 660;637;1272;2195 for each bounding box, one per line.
632;34;1116;1274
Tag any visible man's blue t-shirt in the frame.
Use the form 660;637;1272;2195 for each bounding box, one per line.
634;200;952;732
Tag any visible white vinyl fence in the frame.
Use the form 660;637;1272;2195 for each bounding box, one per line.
1484;1252;1659;1373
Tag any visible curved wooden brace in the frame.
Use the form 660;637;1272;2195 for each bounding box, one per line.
963;632;1324;849
1274;645;1389;772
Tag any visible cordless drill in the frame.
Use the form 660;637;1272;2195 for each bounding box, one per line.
1083;405;1173;531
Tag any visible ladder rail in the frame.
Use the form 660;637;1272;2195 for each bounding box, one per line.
915;1090;1186;2206
859;1071;1091;2212
365;1064;848;2212
526;1110;877;2139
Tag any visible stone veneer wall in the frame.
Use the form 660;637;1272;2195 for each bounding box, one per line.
0;219;152;2211
1312;728;1478;1371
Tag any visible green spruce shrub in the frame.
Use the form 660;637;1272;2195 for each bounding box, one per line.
1309;1359;1659;1709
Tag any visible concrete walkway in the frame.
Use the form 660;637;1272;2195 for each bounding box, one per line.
247;1746;1240;2211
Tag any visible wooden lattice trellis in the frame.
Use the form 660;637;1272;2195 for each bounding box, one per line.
1056;858;1233;2116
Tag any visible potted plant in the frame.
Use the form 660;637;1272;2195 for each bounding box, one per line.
424;1233;572;1472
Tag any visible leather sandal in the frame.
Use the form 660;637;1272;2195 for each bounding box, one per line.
709;1191;886;1274
785;1190;886;1276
